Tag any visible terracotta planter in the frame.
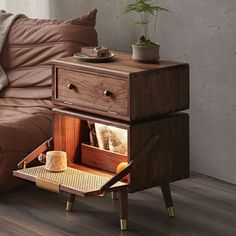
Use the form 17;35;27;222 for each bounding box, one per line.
132;43;160;62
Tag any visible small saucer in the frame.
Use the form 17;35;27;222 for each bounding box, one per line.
74;52;114;62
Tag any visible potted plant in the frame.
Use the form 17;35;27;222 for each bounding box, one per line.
124;0;168;62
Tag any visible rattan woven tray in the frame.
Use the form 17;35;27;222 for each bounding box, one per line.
13;166;128;196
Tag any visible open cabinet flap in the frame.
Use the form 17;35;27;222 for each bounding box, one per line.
99;134;159;193
17;137;53;169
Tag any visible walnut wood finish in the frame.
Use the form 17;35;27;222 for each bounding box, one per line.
68;163;114;179
100;134;159;193
129;113;189;193
52;51;188;76
119;188;128;230
12;51;190;230
55;68;128;116
53;113;89;164
53;107;130;130
160;183;175;217
67;193;76;204
52;108;189;194
17;138;53;169
130;66;189;120
81;143;128;173
160;183;173;209
66;193;76;211
52;51;189;121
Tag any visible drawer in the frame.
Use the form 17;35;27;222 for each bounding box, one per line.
53;58;189;121
54;68;129;117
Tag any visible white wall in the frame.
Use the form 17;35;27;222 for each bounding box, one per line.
0;0;51;18
157;0;236;184
1;0;236;183
0;0;140;51
50;0;143;52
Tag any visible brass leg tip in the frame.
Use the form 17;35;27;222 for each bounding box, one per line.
66;201;73;211
167;207;175;217
111;192;119;200
120;219;127;231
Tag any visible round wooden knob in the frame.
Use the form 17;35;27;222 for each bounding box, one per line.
104;90;112;97
68;83;76;90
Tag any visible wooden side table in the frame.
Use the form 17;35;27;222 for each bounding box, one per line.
14;51;189;231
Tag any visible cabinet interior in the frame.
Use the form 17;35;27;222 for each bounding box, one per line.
53;112;129;181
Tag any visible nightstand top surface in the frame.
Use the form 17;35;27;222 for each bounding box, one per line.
52;51;188;76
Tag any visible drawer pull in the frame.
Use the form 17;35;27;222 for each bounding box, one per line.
104;90;112;97
68;83;76;90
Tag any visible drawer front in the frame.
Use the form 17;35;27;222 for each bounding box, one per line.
55;68;129;116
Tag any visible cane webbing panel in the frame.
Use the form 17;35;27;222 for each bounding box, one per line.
16;166;127;194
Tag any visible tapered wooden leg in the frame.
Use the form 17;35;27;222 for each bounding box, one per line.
119;189;128;231
66;193;76;211
160;183;175;217
111;191;119;200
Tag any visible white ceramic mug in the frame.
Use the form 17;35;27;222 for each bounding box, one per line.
45;151;67;172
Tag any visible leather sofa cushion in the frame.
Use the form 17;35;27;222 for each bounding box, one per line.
0;10;97;193
0;9;97;104
0;106;51;193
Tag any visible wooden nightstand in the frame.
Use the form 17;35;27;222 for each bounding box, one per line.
52;51;189;121
14;51;189;231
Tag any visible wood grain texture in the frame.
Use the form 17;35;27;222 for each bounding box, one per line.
52;51;188;76
17;138;53;168
53;112;89;164
53;107;130;130
52;51;189;121
55;68;128;116
119;188;128;219
81;143;128;173
130;65;189;120
1;173;235;236
160;183;173;208
129;113;189;193
52;109;189;193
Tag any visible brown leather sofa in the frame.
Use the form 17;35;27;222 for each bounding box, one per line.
0;10;97;193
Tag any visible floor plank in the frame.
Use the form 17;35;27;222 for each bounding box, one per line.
0;173;235;236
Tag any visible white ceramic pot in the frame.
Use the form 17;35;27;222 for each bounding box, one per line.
132;44;160;62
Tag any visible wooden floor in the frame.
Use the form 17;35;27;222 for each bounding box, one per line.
0;173;235;236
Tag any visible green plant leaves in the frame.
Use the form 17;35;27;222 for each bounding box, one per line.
124;0;169;41
124;0;168;15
